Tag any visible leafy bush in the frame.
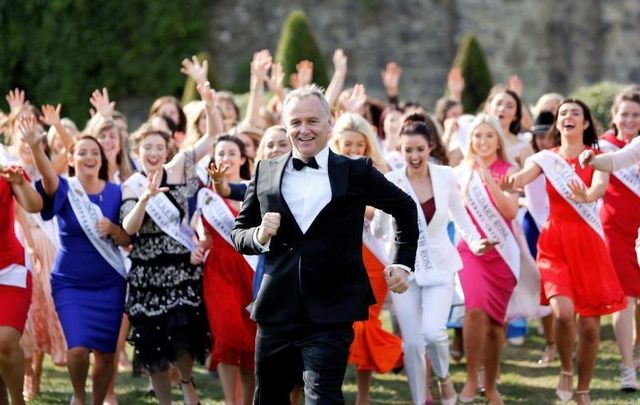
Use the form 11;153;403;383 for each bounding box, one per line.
0;0;209;124
451;34;493;113
571;81;623;132
275;10;329;88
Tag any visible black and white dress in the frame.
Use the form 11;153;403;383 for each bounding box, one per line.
121;150;210;373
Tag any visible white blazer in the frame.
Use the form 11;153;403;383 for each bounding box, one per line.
374;163;482;286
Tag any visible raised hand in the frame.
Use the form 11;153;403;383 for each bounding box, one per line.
89;88;115;119
578;149;595;168
40;104;62;126
473;156;494;184
333;49;347;74
140;170;170;203
499;174;519;193
251;49;273;83
381;62;402;97
180;55;209;85
267;63;285;94
567;179;589;202
96;217;115;238
257;212;281;245
196;81;216;109
6;88;26;113
208;161;228;184
17;115;45;147
344;84;367;114
290;60;313;88
0;165;26;185
383;265;409;294
508;74;523;97
447;67;465;100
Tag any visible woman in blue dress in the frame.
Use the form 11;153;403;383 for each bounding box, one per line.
24;120;130;405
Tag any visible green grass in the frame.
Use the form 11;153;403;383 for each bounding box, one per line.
26;316;640;404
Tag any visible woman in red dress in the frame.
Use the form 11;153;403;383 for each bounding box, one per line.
192;134;256;405
0;160;43;405
597;90;640;391
505;99;626;404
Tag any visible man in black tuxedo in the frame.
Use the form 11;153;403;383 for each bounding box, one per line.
232;84;418;404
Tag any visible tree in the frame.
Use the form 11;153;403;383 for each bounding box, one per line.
571;81;622;133
274;10;329;88
451;34;493;113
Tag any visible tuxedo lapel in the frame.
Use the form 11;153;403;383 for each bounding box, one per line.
328;150;348;200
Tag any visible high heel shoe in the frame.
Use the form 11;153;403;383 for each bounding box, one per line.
180;377;201;405
537;343;556;367
555;370;574;404
476;367;485;394
458;394;475;404
437;375;457;405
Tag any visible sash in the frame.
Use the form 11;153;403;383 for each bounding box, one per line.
0;264;28;288
528;150;605;240
524;175;550;230
196;187;258;270
385;169;433;284
195;156;211;185
362;218;390;267
124;172;196;251
599;139;640;197
458;167;520;280
66;177;126;277
30;213;61;250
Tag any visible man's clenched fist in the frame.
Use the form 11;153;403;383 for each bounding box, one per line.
257;212;281;245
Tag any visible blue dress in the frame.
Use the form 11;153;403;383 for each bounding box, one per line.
36;177;126;353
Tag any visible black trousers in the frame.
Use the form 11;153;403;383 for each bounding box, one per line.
254;322;354;405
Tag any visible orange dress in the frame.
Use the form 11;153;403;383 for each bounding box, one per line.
537;149;626;316
348;245;403;373
202;202;256;370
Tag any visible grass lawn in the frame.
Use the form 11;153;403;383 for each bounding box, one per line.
26;316;640;404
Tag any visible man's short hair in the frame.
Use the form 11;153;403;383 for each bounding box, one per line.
282;84;331;121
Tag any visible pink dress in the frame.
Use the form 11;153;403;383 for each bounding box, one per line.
457;160;517;325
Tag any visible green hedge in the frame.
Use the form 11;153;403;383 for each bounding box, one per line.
0;0;209;124
452;34;493;113
571;81;623;133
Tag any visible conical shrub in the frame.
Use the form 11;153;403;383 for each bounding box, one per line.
452;34;493;113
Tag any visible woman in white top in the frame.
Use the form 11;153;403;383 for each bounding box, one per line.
373;120;494;405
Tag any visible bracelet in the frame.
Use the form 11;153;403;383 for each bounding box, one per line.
212;179;223;185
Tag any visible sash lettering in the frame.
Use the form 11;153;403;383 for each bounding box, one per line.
197;188;258;271
67;177;126;277
599;139;640;197
386;169;433;284
528;150;605;240
124;173;197;251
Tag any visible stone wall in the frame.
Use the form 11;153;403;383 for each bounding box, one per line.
210;0;640;109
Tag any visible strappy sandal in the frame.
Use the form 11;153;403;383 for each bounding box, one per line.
180;377;201;405
556;370;573;404
576;390;591;405
437;375;457;405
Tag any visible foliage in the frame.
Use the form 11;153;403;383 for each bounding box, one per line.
571;81;623;132
274;9;329;89
451;34;493;113
0;0;209;124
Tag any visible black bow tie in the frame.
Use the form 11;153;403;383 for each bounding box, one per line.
292;157;319;171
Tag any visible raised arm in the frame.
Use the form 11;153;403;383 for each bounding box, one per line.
477;161;519;220
580;141;640;173
381;62;402;105
502;157;543;191
243;50;272;128
1;165;42;212
325;49;348;107
121;170;169;235
447;67;465;102
41;104;74;151
19;116;59;197
89;88;115;120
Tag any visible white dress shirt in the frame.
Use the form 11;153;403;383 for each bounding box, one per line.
281;146;332;233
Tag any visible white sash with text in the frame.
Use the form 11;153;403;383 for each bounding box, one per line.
599;139;640;197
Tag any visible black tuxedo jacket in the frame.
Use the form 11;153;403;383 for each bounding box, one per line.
231;150;418;324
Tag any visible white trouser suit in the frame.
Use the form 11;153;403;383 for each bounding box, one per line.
374;164;482;405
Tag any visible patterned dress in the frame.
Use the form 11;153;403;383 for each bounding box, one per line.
122;150;210;373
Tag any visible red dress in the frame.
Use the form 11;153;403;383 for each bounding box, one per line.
600;134;640;297
202;201;256;370
348;246;403;373
0;176;33;333
537;149;626;316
